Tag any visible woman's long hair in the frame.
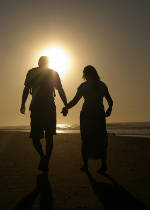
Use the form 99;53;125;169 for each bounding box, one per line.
83;65;100;82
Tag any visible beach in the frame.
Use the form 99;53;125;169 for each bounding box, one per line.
0;131;150;210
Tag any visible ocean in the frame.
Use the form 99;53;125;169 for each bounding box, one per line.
0;122;150;138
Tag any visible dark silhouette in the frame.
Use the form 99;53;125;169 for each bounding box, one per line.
62;65;113;173
86;171;150;210
13;173;53;210
20;56;67;171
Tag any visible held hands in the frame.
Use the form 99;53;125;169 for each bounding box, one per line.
20;104;25;114
105;107;112;117
61;107;68;116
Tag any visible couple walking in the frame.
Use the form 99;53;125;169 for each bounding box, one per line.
20;56;113;173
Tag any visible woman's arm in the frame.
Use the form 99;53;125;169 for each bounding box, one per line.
61;90;82;116
66;90;82;109
104;88;113;117
61;88;82;116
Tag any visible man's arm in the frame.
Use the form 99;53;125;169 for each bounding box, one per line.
57;87;68;116
54;71;67;106
20;86;30;114
57;87;67;106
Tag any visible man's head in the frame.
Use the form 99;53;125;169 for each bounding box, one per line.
38;56;49;68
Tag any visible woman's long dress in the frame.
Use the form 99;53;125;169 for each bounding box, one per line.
78;81;108;160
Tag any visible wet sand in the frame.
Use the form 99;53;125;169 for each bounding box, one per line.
0;131;150;210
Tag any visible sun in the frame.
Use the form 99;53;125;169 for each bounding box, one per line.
40;46;71;76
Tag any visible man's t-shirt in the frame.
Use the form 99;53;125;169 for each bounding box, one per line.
24;67;62;110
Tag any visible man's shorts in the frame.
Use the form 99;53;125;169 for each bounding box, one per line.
30;106;56;139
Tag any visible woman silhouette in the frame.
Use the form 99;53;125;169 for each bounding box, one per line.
62;65;113;173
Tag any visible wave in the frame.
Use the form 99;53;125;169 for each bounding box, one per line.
0;122;150;137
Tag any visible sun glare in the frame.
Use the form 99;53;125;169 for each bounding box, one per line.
40;46;71;76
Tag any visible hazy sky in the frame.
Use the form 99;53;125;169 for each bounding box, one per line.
0;0;150;126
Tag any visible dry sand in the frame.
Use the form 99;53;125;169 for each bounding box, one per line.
0;131;150;210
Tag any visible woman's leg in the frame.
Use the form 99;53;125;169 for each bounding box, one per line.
97;152;108;174
98;127;108;173
81;141;88;171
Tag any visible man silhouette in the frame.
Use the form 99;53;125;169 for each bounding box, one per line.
20;56;68;171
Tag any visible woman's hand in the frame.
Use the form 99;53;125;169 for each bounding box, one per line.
20;104;25;114
61;107;68;116
105;107;112;117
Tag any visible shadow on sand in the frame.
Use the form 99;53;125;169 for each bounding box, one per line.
86;171;150;210
13;172;53;210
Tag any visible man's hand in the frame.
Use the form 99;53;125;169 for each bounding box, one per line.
20;86;29;115
105;107;112;117
61;107;68;116
20;104;25;114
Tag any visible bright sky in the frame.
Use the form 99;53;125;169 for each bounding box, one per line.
0;0;150;126
39;46;71;76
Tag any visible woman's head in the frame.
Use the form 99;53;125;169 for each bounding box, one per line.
83;65;100;82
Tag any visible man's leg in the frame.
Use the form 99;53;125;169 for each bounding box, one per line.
32;138;44;159
45;135;53;162
101;154;108;170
